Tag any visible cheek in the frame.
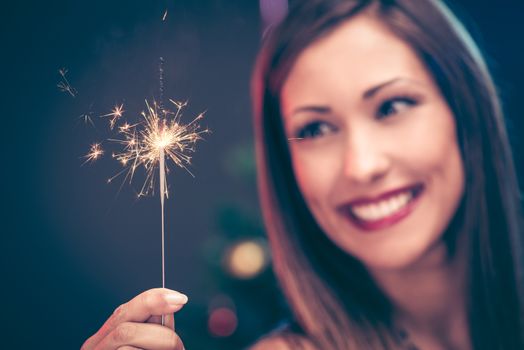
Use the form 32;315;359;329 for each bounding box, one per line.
398;105;462;175
290;146;342;206
400;106;465;211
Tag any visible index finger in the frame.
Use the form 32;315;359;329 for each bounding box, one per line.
82;288;187;350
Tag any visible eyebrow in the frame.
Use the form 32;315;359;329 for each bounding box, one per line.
289;77;422;117
290;105;332;116
363;77;421;99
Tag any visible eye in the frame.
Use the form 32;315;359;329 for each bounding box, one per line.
376;96;417;119
292;121;337;140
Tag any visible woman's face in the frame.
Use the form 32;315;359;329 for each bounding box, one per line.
280;15;465;270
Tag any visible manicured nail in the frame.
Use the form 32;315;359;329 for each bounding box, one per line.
165;292;188;305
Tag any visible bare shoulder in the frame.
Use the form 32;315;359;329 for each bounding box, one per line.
249;336;291;350
249;335;316;350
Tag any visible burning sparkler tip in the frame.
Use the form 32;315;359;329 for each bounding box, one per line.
84;96;207;197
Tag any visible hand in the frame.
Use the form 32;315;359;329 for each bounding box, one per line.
81;288;188;350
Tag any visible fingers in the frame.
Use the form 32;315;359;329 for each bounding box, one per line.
95;322;184;350
82;289;187;350
117;346;143;350
124;288;187;322
147;315;162;324
146;314;174;331
164;314;175;331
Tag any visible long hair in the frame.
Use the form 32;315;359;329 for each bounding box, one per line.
251;0;524;349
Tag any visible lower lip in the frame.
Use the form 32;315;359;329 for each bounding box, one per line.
343;185;424;232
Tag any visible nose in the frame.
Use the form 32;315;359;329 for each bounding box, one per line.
342;132;390;185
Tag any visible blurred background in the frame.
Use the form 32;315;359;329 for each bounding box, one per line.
1;0;523;348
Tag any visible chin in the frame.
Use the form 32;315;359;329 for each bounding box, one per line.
348;233;449;272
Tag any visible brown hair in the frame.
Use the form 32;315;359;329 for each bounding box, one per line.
252;0;524;349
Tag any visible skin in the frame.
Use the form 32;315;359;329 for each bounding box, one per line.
81;288;186;350
278;15;469;350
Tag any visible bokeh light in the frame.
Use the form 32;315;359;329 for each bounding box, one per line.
208;294;238;337
208;307;238;337
224;239;269;279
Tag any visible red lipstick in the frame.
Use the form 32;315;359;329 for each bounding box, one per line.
338;183;424;232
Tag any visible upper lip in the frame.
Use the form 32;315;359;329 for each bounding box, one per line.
340;183;423;207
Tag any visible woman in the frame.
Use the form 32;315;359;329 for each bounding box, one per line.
82;1;523;349
251;0;523;349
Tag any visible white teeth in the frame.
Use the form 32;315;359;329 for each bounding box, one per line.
350;191;412;222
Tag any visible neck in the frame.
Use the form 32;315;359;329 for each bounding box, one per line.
369;241;470;349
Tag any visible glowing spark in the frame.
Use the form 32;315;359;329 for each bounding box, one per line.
57;68;77;97
105;99;207;197
83;143;104;165
118;121;138;133
99;103;125;129
163;9;168;21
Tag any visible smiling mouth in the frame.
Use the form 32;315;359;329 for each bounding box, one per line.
339;183;425;232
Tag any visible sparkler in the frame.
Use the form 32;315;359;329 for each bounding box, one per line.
79;21;207;322
109;100;206;328
84;94;208;326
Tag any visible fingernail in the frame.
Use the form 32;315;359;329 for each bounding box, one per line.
165;292;188;305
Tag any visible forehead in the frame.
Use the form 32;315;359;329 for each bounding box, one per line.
280;15;433;111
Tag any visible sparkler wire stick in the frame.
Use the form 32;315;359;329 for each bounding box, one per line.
160;146;167;326
158;56;167;326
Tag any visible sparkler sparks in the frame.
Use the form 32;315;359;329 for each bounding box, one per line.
57;68;77;97
83;143;104;165
106;99;207;198
99;103;125;129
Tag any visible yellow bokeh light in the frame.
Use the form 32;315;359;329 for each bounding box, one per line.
226;240;268;279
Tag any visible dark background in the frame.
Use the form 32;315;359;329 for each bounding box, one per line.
1;0;523;349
